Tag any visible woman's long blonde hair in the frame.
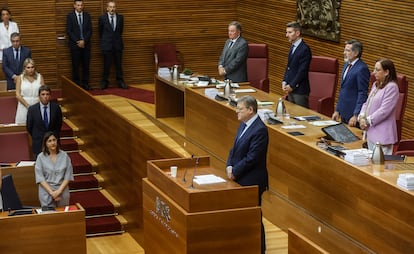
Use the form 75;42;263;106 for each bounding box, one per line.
21;58;39;80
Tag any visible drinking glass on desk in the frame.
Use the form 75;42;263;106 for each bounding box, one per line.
283;112;295;126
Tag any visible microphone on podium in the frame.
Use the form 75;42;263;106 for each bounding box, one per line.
182;154;194;182
190;157;200;189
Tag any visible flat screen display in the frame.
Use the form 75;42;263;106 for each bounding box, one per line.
322;123;360;143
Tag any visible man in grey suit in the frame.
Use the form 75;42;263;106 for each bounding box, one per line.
218;21;249;83
2;32;32;90
98;0;127;89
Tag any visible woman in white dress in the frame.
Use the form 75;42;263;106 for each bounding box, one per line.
0;7;19;60
15;58;44;124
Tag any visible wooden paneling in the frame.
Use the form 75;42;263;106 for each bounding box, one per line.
238;0;414;138
6;1;57;84
61;76;187;240
0;204;86;254
4;0;414;136
0;0;414;138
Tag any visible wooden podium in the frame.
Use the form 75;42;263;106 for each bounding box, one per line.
143;157;262;254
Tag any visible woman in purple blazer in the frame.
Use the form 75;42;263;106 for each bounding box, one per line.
358;58;399;155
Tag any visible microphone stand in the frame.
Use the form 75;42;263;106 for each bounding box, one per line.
182;154;193;182
189;157;200;189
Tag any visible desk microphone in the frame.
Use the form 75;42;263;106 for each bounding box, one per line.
182;154;194;182
190;157;200;189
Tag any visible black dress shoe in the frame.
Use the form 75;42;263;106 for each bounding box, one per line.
118;81;128;89
100;80;108;90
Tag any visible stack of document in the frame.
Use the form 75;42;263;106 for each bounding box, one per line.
397;173;414;190
258;109;274;121
193;174;226;185
157;67;171;78
343;148;371;166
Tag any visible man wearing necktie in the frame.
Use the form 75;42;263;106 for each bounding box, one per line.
218;21;249;83
282;21;312;108
226;95;268;254
98;1;127;89
66;0;92;90
2;32;31;90
332;39;370;126
27;85;62;158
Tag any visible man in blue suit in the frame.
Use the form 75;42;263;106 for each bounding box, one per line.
2;32;31;90
226;95;268;254
332;39;370;126
67;0;93;90
98;1;127;89
27;85;62;157
218;21;249;83
282;21;312;108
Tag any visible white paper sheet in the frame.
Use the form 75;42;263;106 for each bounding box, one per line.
309;120;339;126
193;174;226;185
234;88;256;93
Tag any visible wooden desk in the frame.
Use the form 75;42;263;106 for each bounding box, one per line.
143;157;261;254
1;165;39;206
155;75;186;118
184;86;414;253
0;204;86;253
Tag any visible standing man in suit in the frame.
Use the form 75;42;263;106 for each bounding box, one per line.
67;0;92;90
282;21;312;108
98;1;127;89
218;21;249;83
27;85;62;157
332;39;370;126
2;32;31;90
226;95;268;254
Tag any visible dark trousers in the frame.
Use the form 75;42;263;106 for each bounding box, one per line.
288;93;309;108
70;46;90;86
102;49;123;83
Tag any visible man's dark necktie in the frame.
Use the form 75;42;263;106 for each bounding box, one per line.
343;64;352;79
78;13;84;40
110;15;115;31
15;48;19;68
288;44;295;55
43;106;49;128
237;123;247;142
228;41;234;48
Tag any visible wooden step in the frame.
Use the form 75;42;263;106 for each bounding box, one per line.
63;118;79;132
101;189;121;209
79;151;99;168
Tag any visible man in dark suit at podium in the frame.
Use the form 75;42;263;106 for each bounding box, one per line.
98;0;127;89
2;32;31;90
226;95;268;254
66;0;93;90
27;85;62;157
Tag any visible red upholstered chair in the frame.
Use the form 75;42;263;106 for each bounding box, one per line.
370;73;408;143
247;43;269;92
308;56;339;117
0;131;31;163
0;96;17;124
153;43;183;71
395;139;414;156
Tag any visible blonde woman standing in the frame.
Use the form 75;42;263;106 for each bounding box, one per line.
15;58;44;124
